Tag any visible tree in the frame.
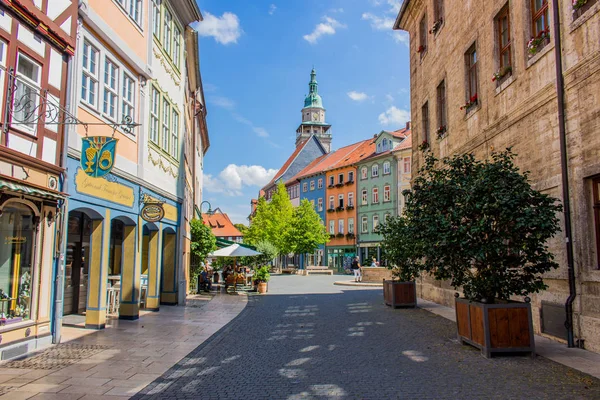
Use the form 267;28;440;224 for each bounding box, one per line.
403;149;562;303
378;215;424;282
254;240;278;266
190;219;217;278
245;197;270;245
234;223;248;236
286;199;329;268
268;182;294;254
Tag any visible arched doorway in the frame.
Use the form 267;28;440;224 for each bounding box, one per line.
109;216;137;320
142;223;159;311
160;227;177;305
63;208;103;319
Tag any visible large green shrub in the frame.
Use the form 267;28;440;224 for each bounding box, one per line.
391;150;562;303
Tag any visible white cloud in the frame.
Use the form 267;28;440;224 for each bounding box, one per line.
204;165;278;196
392;31;409;46
269;4;276;15
385;94;395;102
378;106;410;126
209;96;235;110
232;113;270;138
203;83;218;92
303;16;346;44
362;12;394;31
193;11;242;45
330;8;344;13
347;91;369;102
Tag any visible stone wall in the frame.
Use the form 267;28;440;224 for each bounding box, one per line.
398;1;600;352
362;267;392;283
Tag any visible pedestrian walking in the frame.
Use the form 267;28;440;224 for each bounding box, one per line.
351;256;362;282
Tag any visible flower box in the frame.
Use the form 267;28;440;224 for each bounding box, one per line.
417;45;426;54
346;205;355;211
345;233;355;238
335;233;345;238
460;94;478;111
492;66;512;83
429;19;443;35
418;140;430;151
336;206;345;212
527;28;550;57
455;297;535;358
327;208;335;213
345;180;354;185
336;183;344;187
435;125;447;139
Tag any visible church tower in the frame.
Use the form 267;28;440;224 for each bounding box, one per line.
296;68;332;153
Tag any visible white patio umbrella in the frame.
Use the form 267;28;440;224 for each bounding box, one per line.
209;244;262;292
209;243;262;257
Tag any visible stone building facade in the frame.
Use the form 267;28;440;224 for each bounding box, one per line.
395;0;600;352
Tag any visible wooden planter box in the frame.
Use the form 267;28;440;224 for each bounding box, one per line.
383;280;416;308
455;298;535;358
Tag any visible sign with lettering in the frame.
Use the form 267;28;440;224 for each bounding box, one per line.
75;171;134;207
141;203;165;223
81;136;118;177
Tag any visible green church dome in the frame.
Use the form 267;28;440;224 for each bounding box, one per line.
303;68;323;109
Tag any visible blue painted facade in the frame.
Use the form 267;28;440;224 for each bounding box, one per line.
299;173;326;266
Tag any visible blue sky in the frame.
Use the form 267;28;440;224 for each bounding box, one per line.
195;0;410;224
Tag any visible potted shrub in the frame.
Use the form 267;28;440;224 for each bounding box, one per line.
378;216;423;308
254;265;271;294
406;150;562;357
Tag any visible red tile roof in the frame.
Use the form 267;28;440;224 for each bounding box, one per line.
393;131;412;151
202;210;243;238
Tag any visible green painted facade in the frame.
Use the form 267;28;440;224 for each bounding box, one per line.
356;131;403;264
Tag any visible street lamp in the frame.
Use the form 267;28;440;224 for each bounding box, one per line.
200;201;213;215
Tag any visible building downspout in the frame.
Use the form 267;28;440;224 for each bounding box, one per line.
551;0;577;348
52;53;74;344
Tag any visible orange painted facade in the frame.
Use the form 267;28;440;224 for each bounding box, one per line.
325;165;358;248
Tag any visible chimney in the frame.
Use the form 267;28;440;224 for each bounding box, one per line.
406;121;411;130
373;134;378;138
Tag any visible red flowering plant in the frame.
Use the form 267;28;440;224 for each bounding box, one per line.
527;27;550;57
418;140;430;151
435;125;447;138
417;45;426;53
460;94;478;111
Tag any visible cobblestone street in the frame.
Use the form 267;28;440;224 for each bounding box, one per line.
134;275;600;400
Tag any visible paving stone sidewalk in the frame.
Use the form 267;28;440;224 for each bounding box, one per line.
133;275;600;400
0;292;247;399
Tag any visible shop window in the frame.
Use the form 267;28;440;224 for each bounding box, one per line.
0;203;35;323
109;220;124;276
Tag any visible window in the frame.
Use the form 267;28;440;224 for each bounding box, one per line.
122;73;135;126
163;8;172;54
437;80;447;130
117;0;142;26
385;213;391;222
348;171;354;182
150;86;160;143
318;198;323;212
338;173;344;184
0;40;5;110
372;187;379;204
361;167;368;180
496;6;512;71
383;162;391;175
361;216;368;233
384;185;391;202
318;178;323;189
152;0;161;37
102;59;119;120
419;13;427;56
348;218;354;234
338;194;344;208
434;0;444;23
303;183;308;192
422;101;430;143
361;189;368;205
173;25;181;68
373;215;380;231
310;200;315;209
403;157;411;174
310;180;315;191
465;44;478;104
372;164;379;178
573;0;598;17
593;177;600;268
329;220;335;234
0;203;36;323
14;53;41;132
338;219;344;234
171;110;179;159
329;196;334;210
329;176;334;186
348;192;354;207
531;0;549;38
81;41;99;107
162;99;170;154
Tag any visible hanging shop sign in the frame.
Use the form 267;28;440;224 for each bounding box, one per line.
81;137;118;177
140;195;165;223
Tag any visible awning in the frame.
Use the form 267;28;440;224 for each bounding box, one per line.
215;238;256;250
0;179;65;200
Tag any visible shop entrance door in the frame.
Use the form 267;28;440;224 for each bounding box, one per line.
64;212;91;316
